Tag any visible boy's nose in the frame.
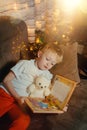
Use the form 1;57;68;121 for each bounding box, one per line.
47;62;49;66
46;63;49;68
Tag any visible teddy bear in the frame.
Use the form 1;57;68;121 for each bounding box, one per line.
26;75;51;98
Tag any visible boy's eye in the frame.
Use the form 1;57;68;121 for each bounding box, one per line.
46;58;49;61
51;63;54;66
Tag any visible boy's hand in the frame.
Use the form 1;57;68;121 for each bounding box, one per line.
63;105;68;112
57;105;68;114
16;96;27;105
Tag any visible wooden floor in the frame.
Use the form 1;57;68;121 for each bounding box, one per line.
0;79;87;130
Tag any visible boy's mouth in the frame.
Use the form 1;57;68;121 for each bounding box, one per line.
44;66;48;69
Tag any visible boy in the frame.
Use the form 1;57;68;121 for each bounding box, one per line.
0;43;63;130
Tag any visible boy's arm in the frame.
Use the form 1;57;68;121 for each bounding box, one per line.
3;71;26;104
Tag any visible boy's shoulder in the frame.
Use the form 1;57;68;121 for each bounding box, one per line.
19;59;35;64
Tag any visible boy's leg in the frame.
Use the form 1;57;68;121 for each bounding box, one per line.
0;88;30;130
0;88;15;117
8;104;30;130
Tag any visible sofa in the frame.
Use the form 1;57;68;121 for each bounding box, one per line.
0;16;87;130
0;16;29;82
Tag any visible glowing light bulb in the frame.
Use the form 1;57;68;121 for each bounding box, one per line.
36;38;40;43
62;35;66;38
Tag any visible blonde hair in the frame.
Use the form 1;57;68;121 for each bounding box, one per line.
40;43;63;63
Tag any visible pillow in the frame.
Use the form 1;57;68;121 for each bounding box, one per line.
50;42;80;83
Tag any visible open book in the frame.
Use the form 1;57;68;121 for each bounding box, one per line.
25;75;77;113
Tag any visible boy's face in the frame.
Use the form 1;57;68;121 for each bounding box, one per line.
36;50;58;70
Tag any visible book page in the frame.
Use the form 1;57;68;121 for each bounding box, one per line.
51;80;70;102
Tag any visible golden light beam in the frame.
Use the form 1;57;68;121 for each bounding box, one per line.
79;0;87;13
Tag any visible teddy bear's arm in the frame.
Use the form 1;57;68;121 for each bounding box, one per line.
44;88;51;97
27;84;35;94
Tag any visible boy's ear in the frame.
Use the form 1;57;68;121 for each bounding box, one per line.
37;50;43;58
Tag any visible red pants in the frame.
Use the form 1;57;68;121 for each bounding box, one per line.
0;88;30;130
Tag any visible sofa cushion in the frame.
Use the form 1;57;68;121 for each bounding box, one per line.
50;42;80;83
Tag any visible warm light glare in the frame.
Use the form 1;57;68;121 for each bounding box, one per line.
14;3;17;10
63;0;80;11
79;0;87;13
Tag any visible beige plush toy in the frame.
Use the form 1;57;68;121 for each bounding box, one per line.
27;75;51;98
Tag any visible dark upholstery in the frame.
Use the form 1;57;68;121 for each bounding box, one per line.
0;16;29;82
